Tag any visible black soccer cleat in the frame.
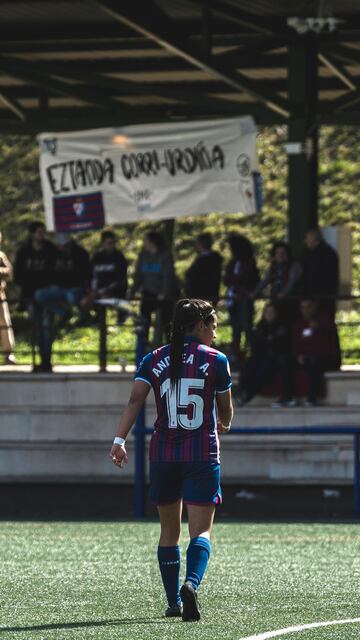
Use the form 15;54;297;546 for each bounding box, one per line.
180;582;201;622
165;603;183;617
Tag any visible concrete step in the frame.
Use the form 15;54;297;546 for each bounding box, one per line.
1;404;360;442
0;405;121;441
0;373;133;406
0;434;354;484
2;370;360;407
244;371;360;407
0;402;358;484
0;372;360;485
231;405;360;427
326;371;360;406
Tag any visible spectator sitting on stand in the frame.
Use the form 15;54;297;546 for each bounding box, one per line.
239;302;296;408
14;221;57;373
184;232;222;304
130;231;177;345
81;230;128;324
301;227;339;318
0;231;16;364
293;298;341;406
252;241;302;322
35;232;91;327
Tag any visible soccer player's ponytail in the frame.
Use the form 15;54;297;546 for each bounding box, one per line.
170;298;215;386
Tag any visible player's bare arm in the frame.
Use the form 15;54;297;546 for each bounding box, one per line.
110;380;150;468
216;389;233;433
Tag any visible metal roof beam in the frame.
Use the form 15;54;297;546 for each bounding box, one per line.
319;47;360;112
0;33;296;54
0;89;26;121
318;51;356;91
319;109;360;125
0;54;127;113
0;51;287;73
95;0;289;118
43;70;251;115
2;75;356;100
4;56;258;114
0;18;269;45
324;87;360;113
0;39;155;54
0;102;284;133
188;0;276;35
323;43;360;67
215;41;287;66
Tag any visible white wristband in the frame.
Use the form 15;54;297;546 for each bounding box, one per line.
222;423;231;431
113;436;126;446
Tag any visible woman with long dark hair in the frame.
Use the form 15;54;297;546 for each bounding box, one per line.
252;241;302;322
130;231;177;344
224;233;259;355
110;299;233;622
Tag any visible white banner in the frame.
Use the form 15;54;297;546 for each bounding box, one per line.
38;116;261;232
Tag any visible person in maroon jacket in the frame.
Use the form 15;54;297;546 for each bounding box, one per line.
293;299;340;406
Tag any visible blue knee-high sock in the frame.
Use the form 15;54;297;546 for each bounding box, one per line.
157;545;181;607
185;536;211;591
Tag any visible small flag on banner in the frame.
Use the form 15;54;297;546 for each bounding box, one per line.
53;191;105;231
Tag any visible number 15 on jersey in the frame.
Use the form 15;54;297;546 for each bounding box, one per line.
160;377;205;431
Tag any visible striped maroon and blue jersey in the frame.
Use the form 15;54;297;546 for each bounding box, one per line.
135;336;232;463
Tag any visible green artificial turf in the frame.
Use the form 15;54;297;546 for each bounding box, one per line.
1;521;360;640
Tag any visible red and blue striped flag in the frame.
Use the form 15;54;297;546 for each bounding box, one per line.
53;191;105;231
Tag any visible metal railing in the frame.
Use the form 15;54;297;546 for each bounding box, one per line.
0;293;359;369
0;296;143;370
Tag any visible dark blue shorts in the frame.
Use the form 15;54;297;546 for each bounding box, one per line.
149;461;222;506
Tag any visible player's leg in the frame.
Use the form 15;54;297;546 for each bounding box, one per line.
158;499;182;546
187;502;215;540
150;462;183;616
180;504;215;622
157;501;183;616
186;503;215;586
181;462;220;621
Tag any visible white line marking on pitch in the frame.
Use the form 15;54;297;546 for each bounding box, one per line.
239;617;360;640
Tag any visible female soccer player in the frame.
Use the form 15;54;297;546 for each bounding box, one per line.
110;299;233;622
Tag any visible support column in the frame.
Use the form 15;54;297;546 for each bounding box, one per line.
287;37;319;258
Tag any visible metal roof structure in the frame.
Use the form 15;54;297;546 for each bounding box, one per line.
1;0;360;133
2;0;360;253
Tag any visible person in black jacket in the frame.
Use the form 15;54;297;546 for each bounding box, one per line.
240;302;296;407
31;233;91;372
81;230;128;324
91;230;128;300
301;228;339;318
184;233;222;304
14;221;57;309
35;233;91;321
14;221;58;372
224;233;259;355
